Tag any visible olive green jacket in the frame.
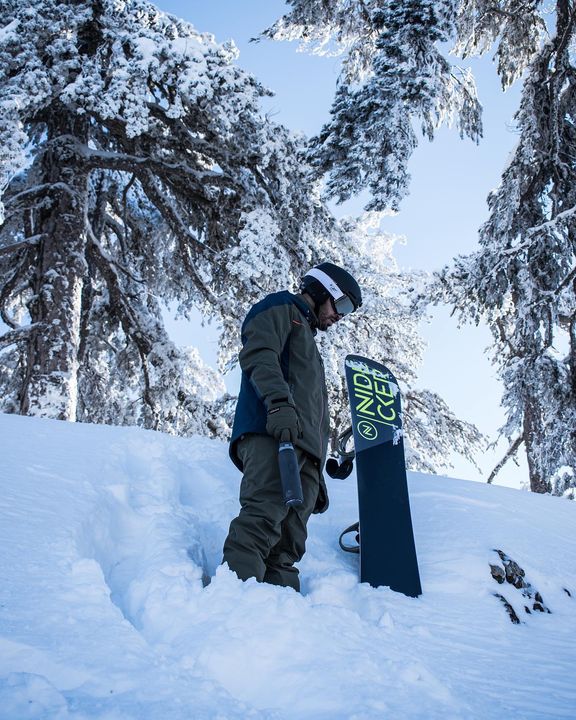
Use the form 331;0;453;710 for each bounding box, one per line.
229;291;329;512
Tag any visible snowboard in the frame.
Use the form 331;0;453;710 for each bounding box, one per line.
344;354;422;597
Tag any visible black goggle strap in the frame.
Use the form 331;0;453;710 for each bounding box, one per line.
304;268;355;316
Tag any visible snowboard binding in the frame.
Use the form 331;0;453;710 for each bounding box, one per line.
327;426;361;553
325;425;355;479
338;522;360;553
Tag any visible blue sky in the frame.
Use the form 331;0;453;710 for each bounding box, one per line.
158;0;528;487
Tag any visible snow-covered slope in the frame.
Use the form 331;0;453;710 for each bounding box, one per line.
0;414;575;720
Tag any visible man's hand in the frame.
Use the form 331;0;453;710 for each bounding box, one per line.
266;404;301;443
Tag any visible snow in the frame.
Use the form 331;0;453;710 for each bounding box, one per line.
0;413;575;720
0;19;19;43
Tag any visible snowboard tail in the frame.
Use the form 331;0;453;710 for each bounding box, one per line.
344;354;422;597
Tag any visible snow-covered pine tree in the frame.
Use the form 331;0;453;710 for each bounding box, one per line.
262;0;483;211
0;0;483;472
432;0;576;495
316;213;483;473
0;0;334;434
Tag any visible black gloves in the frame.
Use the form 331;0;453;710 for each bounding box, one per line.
266;404;301;443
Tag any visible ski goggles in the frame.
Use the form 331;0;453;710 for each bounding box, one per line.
305;267;356;316
331;293;356;317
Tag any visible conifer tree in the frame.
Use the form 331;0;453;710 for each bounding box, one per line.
0;0;483;474
0;0;333;434
263;0;483;211
433;0;576;494
267;0;575;494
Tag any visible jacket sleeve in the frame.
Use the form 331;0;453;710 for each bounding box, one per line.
239;303;294;410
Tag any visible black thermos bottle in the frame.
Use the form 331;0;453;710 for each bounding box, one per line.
278;441;304;506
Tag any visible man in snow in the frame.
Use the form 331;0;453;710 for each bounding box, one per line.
223;263;362;591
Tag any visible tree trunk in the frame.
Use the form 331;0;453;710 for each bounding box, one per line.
523;392;552;494
21;111;89;420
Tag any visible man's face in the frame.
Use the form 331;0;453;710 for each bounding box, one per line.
317;296;343;331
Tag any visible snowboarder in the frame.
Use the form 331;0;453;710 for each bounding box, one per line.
222;263;362;591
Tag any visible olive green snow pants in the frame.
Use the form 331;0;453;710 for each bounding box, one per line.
222;434;321;592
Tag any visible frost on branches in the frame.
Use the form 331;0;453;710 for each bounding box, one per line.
0;0;483;473
0;0;333;436
263;0;482;211
315;214;483;474
432;0;576;495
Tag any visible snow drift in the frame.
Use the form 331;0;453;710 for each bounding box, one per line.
0;413;575;719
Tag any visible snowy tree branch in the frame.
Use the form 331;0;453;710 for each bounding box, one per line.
137;170;218;305
526;204;576;237
0;234;42;257
87;230;152;354
0;254;29;329
2;184;77;218
0;323;44;350
83;145;230;190
487;435;524;484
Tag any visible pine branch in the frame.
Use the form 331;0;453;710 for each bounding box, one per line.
87;227;152;352
120;174;137;256
86;221;160;421
554;0;576;61
137;170;218;306
0;234;43;257
82;145;230;193
137;169;215;257
3;182;77;210
144;103;235;166
526;202;576;237
487;435;524;484
0;323;44;349
96;219;146;284
0;250;34;328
